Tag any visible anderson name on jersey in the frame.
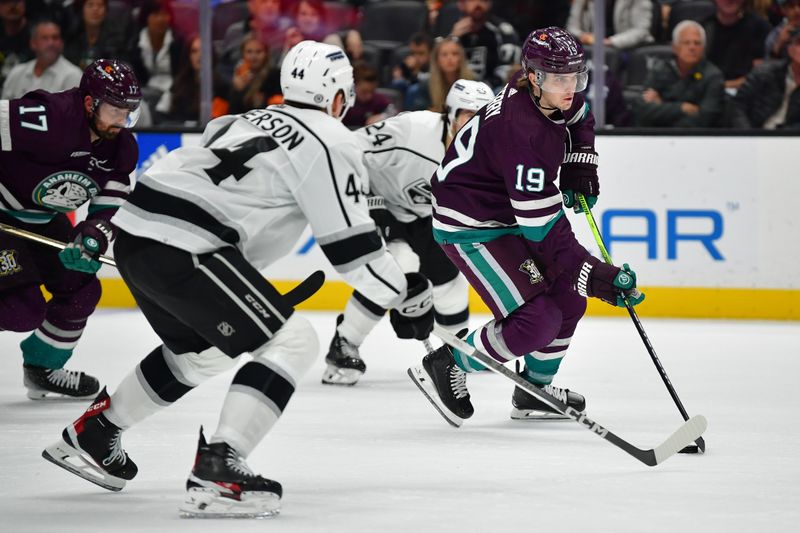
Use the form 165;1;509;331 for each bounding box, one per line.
113;104;407;309
356;110;447;224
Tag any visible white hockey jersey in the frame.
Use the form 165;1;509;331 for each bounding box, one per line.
113;105;407;309
356;110;447;223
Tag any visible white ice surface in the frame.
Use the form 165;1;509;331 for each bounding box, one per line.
1;310;798;533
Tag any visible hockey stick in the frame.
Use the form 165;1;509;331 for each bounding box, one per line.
433;325;707;467
0;222;117;267
282;270;326;307
576;193;706;454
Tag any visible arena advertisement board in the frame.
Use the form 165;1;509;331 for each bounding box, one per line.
95;132;798;320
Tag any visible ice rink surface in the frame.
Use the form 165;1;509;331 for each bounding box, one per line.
1;310;798;533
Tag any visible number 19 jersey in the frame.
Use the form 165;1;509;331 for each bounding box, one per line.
431;83;595;245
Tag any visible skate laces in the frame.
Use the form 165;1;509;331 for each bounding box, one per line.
225;447;256;478
449;366;468;399
47;368;82;390
541;384;567;403
102;429;127;468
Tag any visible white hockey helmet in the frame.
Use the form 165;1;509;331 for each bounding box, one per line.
445;79;494;125
280;40;355;120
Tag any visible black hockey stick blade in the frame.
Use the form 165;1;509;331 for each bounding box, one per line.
282;270;325;307
433;326;708;467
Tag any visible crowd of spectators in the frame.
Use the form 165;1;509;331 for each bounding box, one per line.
1;0;797;129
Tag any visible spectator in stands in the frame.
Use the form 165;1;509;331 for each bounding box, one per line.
343;61;396;129
63;0;134;70
228;36;280;114
2;18;80;98
766;0;800;59
448;0;519;87
156;35;230;125
410;36;475;112
731;27;800;128
219;0;286;77
702;0;771;91
586;61;634;127
1;0;32;86
391;31;433;95
492;0;572;38
290;0;330;42
633;20;725;127
131;0;181;103
567;0;654;50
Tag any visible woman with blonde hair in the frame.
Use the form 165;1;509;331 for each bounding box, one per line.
411;37;475;112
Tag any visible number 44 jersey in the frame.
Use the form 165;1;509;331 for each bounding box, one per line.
113;105;408;309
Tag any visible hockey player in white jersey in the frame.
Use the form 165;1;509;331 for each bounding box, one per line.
40;41;434;518
322;79;494;386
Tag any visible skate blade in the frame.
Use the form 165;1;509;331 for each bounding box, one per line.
26;388;97;401
179;488;280;519
407;366;463;428
321;364;363;386
42;439;126;492
510;407;569;420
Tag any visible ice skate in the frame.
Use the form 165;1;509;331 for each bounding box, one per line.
42;387;137;491
321;315;365;386
407;342;473;427
23;363;99;400
180;427;282;519
510;382;586;420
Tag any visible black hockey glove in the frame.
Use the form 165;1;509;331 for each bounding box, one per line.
573;256;645;308
560;145;599;213
58;219;114;274
389;272;434;340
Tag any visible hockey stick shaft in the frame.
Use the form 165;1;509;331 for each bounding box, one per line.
0;222;117;267
433;325;706;466
576;194;705;452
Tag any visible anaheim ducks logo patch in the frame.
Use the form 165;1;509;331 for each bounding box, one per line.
519;258;543;285
31;171;99;213
0;249;22;276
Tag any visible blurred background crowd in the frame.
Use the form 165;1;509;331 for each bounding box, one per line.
2;0;797;129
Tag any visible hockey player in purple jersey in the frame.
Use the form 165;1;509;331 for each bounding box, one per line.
0;59;140;399
408;27;645;426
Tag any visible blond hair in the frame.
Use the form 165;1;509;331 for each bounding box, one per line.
428;38;475;112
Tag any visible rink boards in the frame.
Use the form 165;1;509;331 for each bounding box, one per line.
92;133;799;320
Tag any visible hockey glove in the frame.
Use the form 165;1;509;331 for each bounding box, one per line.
560;146;599;213
574;256;645;308
58;219;114;274
389;272;434;340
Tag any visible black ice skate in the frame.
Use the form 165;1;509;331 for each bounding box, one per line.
180;427;282;519
321;315;366;386
407;342;474;427
23;363;100;400
510;382;586;420
42;387;137;491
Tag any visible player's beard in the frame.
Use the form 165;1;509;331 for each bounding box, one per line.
89;115;121;141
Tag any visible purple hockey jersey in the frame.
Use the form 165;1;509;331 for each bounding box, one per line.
0;88;137;225
432;80;595;279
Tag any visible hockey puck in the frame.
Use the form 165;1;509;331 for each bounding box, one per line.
678;445;700;454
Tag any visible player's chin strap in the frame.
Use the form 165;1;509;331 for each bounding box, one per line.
529;84;558;112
